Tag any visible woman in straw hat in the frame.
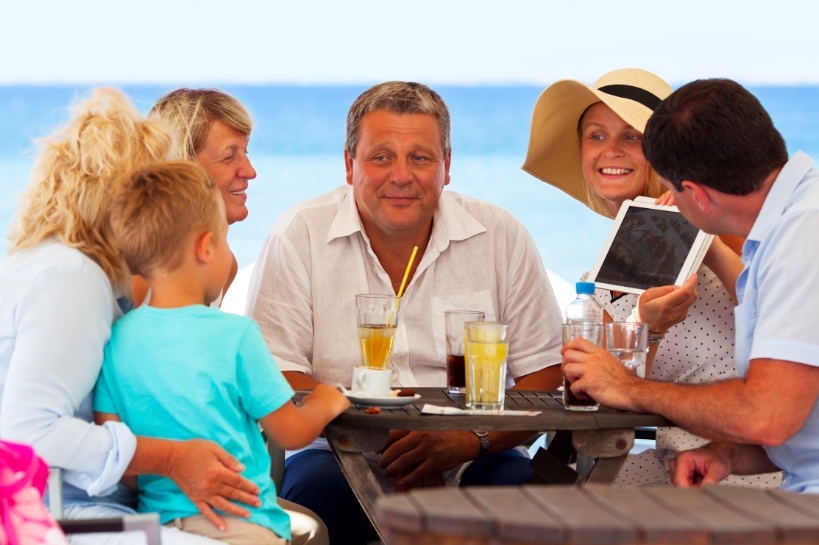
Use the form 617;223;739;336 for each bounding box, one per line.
522;68;780;487
0;88;263;544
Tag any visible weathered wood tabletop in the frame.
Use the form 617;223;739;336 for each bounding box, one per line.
318;388;670;541
377;484;819;544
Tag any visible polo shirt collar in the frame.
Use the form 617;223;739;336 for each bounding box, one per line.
747;151;815;244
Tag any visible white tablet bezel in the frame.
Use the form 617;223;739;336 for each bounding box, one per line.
587;198;713;294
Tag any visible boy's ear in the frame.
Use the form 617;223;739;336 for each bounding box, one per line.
194;231;214;264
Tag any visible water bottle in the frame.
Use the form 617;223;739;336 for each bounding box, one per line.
565;282;602;325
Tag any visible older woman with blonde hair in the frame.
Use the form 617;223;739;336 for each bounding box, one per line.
523;68;781;488
0;88;260;544
129;89;257;307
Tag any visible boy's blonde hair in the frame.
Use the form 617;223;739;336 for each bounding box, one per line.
110;161;222;278
150;89;253;161
9;88;172;288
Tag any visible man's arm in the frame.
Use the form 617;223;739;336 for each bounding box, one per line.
563;340;819;445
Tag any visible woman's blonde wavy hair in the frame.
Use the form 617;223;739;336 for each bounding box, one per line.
8;88;173;289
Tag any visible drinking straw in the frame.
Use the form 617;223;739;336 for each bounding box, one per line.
390;246;418;324
396;246;418;299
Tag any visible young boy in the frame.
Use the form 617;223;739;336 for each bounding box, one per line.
94;161;349;545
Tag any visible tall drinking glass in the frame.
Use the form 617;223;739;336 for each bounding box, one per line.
466;322;509;412
606;322;648;378
562;323;603;411
445;310;485;395
356;294;399;369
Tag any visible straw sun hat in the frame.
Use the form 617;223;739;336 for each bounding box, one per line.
521;68;672;218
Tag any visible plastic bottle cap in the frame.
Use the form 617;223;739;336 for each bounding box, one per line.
576;282;596;295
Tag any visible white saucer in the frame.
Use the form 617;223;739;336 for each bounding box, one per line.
343;392;421;408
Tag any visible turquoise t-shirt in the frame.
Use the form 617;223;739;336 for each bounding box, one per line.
94;305;294;540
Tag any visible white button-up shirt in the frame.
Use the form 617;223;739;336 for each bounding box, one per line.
247;186;562;388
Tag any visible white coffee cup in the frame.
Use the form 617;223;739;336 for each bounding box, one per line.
351;366;393;397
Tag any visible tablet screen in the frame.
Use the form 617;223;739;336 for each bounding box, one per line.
594;205;700;290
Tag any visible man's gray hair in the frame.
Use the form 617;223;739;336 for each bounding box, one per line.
345;81;451;156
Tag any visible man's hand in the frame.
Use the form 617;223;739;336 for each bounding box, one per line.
637;274;698;333
561;338;643;412
669;443;734;488
377;429;476;491
167;439;261;531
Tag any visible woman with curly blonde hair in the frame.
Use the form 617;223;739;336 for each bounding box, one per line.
0;88;259;545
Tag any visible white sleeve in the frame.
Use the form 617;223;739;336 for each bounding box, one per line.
246;229;316;375
1;267;136;496
503;222;564;376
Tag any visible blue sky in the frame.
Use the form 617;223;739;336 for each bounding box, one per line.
3;0;818;86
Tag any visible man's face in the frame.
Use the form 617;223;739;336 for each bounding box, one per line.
195;120;257;225
345;110;451;242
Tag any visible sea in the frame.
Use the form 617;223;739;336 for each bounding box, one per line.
2;85;819;298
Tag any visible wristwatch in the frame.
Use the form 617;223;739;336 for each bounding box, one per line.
471;430;490;459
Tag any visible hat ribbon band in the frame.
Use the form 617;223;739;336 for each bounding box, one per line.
597;84;662;111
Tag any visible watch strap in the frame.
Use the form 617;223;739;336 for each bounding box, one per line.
470;429;490;459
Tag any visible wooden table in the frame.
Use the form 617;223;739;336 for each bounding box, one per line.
320;388;669;541
377;484;819;544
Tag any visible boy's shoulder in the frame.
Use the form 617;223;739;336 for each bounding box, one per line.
113;305;259;337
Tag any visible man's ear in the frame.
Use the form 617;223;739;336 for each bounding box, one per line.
194;231;214;264
681;180;712;213
344;149;354;186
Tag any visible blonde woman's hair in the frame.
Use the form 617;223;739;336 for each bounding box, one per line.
9;88;173;288
150;89;253;161
110;161;222;278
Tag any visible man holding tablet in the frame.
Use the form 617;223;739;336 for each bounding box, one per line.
562;78;819;492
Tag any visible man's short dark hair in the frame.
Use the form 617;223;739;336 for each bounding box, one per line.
642;78;788;195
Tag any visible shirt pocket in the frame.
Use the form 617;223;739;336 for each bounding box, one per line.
431;291;497;363
733;299;757;376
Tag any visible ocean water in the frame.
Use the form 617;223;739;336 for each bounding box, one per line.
2;85;819;286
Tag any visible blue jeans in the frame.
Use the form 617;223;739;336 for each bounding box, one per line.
280;448;533;545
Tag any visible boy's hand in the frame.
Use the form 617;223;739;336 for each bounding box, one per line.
167;439;261;531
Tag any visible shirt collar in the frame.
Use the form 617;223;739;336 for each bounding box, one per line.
428;191;487;252
325;187;487;247
747;151;815;243
327;186;364;243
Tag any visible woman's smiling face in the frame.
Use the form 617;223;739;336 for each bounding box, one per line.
580;101;649;215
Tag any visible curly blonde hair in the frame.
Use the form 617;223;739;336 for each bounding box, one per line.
9;88;173;289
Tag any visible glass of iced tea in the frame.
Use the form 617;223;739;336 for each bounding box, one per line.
355;294;400;369
562;323;604;411
445;310;485;394
465;322;509;412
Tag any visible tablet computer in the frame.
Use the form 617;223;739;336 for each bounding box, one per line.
587;198;713;294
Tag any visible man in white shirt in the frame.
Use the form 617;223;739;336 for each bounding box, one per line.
247;81;563;544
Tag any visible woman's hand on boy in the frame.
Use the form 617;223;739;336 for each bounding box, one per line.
169;439;261;531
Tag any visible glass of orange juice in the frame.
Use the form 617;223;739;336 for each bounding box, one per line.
355;294;399;369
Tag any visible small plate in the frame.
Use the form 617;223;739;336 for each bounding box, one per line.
344;393;421;408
